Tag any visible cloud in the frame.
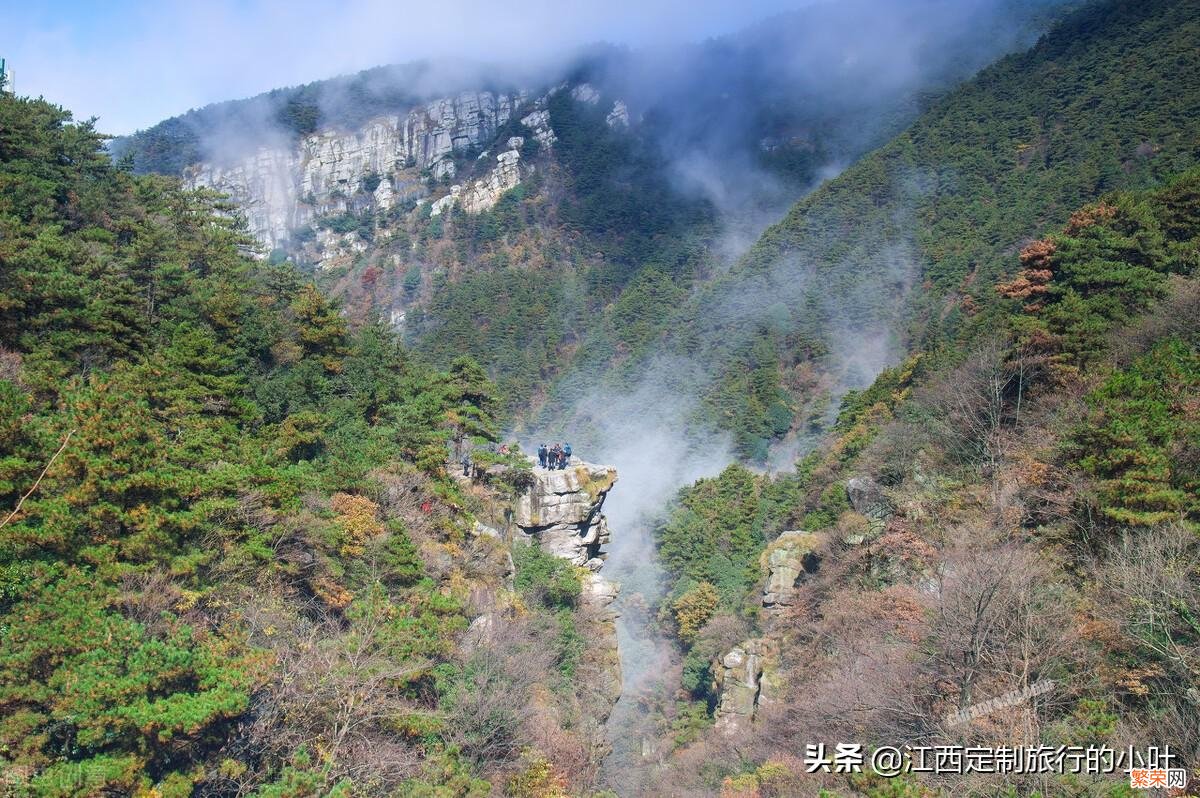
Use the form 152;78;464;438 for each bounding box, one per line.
2;0;811;135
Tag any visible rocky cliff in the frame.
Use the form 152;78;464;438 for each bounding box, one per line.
185;90;533;252
513;461;617;567
514;460;622;706
180;81;631;272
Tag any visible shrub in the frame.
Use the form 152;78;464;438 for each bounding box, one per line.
512;543;580;610
672;581;720;644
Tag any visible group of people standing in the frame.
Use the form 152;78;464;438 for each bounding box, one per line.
538;442;572;470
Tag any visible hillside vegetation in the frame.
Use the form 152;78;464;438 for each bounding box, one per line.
0;90;613;797
669;0;1200;459
641;160;1200;798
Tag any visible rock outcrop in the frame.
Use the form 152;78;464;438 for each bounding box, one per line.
512;461;623;708
761;530;819;609
713;639;765;732
180;81;633;272
606;100;630;129
844;476;890;544
185;89;529;252
431;140;524;217
514;462;617;567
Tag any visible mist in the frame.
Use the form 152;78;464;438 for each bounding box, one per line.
4;0;806;136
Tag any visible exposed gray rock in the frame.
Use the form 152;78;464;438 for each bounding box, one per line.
471;521;502;539
845;476;890;544
520;109;557;149
606;100;630;129
513;462;622;712
461;149;522;213
185;89;528;252
713;639;765;732
429;184;461;216
761;530;819;609
514;462;617;566
846;476;888;519
463;613;495;652
571;83;601;105
583;571;619;610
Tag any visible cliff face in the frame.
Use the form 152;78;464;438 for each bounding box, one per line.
513;462;617;567
514;460;623;707
182;82;629;269
185;90;531;251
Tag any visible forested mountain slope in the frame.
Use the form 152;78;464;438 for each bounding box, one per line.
632;128;1200;798
645;0;1200;460
109;1;1075;427
0;90;618;796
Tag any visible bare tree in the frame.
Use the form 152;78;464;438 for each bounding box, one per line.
916;337;1025;497
443;612;555;767
923;533;1077;742
232;589;429;792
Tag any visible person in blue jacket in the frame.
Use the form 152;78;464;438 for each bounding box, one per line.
563;443;572;467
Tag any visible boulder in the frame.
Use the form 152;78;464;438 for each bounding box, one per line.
845;476;890;544
846;476;888;518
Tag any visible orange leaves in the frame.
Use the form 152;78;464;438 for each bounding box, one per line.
996;237;1057;310
1064;201;1117;235
311;576;353;609
1019;237;1057;269
994;235;1065;320
1115;664;1165;698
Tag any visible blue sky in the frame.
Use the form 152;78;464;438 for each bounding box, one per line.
0;0;807;135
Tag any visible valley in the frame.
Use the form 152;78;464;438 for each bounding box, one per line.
1;0;1198;795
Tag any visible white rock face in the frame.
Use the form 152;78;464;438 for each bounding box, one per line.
520;109;557;149
185;89;528;252
606;100;630;129
181;81;633;267
463;149;522;213
431;145;524;217
571;83;601;105
514;462;617;566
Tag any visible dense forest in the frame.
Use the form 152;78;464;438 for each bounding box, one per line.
642;168;1200;793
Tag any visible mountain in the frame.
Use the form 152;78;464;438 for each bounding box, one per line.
110;0;1074;425
606;0;1200;792
4;0;1199;794
612;0;1200;460
0;88;625;795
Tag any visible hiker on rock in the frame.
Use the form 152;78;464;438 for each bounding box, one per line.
537;443;548;468
563;442;572;466
550;443;563;469
461;452;471;477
